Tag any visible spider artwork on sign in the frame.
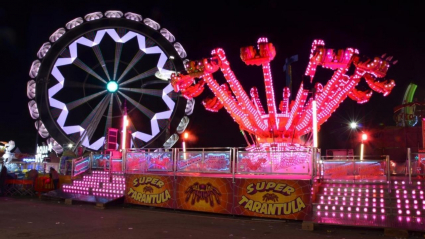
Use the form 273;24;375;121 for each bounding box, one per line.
185;182;221;207
143;186;154;194
262;193;279;202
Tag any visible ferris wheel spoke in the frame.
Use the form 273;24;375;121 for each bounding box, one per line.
113;43;123;81
119;87;163;97
141;80;169;87
77;94;110;148
127;124;139;148
116;50;145;83
118;67;158;87
66;90;107;111
72;58;107;84
113;95;139;148
92;45;112;81
80;94;110;130
114;93;124;115
67;81;105;90
103;94;114;136
114;96;136;132
118;91;155;119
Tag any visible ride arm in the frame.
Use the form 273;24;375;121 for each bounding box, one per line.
213;48;268;132
250;87;266;116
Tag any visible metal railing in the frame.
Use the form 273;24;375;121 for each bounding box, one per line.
177;147;232;173
123;147;318;182
59;147;397;184
319;154;390;183
406;148;425;184
235;148;312;175
125;148;174;174
71;154;92;178
92;153;109;170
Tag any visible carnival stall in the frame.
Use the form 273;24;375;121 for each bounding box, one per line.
124;147;313;220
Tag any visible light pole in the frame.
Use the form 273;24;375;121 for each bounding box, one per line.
121;101;128;150
312;100;318;148
349;122;358;155
182;132;189;159
360;132;368;161
312;88;318;148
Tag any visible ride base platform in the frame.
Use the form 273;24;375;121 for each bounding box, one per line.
309;176;425;234
41;170;125;209
41;189;124;209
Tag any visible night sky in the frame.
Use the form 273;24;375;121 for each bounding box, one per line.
1;0;424;153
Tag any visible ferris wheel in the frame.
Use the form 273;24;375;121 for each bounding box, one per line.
26;11;195;154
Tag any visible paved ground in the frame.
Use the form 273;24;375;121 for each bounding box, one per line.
0;196;423;239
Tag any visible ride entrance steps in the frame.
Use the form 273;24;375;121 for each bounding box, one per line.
312;178;425;233
41;170;125;208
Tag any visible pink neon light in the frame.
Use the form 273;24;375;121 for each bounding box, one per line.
170;38;396;151
122;115;128;150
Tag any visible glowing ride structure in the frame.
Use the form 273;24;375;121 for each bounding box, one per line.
26;10;195;154
171;38;396;152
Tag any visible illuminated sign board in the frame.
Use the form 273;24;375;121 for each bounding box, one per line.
23;158;37;163
35;144;52;163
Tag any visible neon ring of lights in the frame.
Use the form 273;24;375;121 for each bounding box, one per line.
27;11;194;153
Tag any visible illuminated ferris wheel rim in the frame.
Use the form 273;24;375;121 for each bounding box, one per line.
46;28;178;150
28;12;192;153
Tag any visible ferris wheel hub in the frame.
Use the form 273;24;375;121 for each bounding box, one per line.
106;81;118;93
